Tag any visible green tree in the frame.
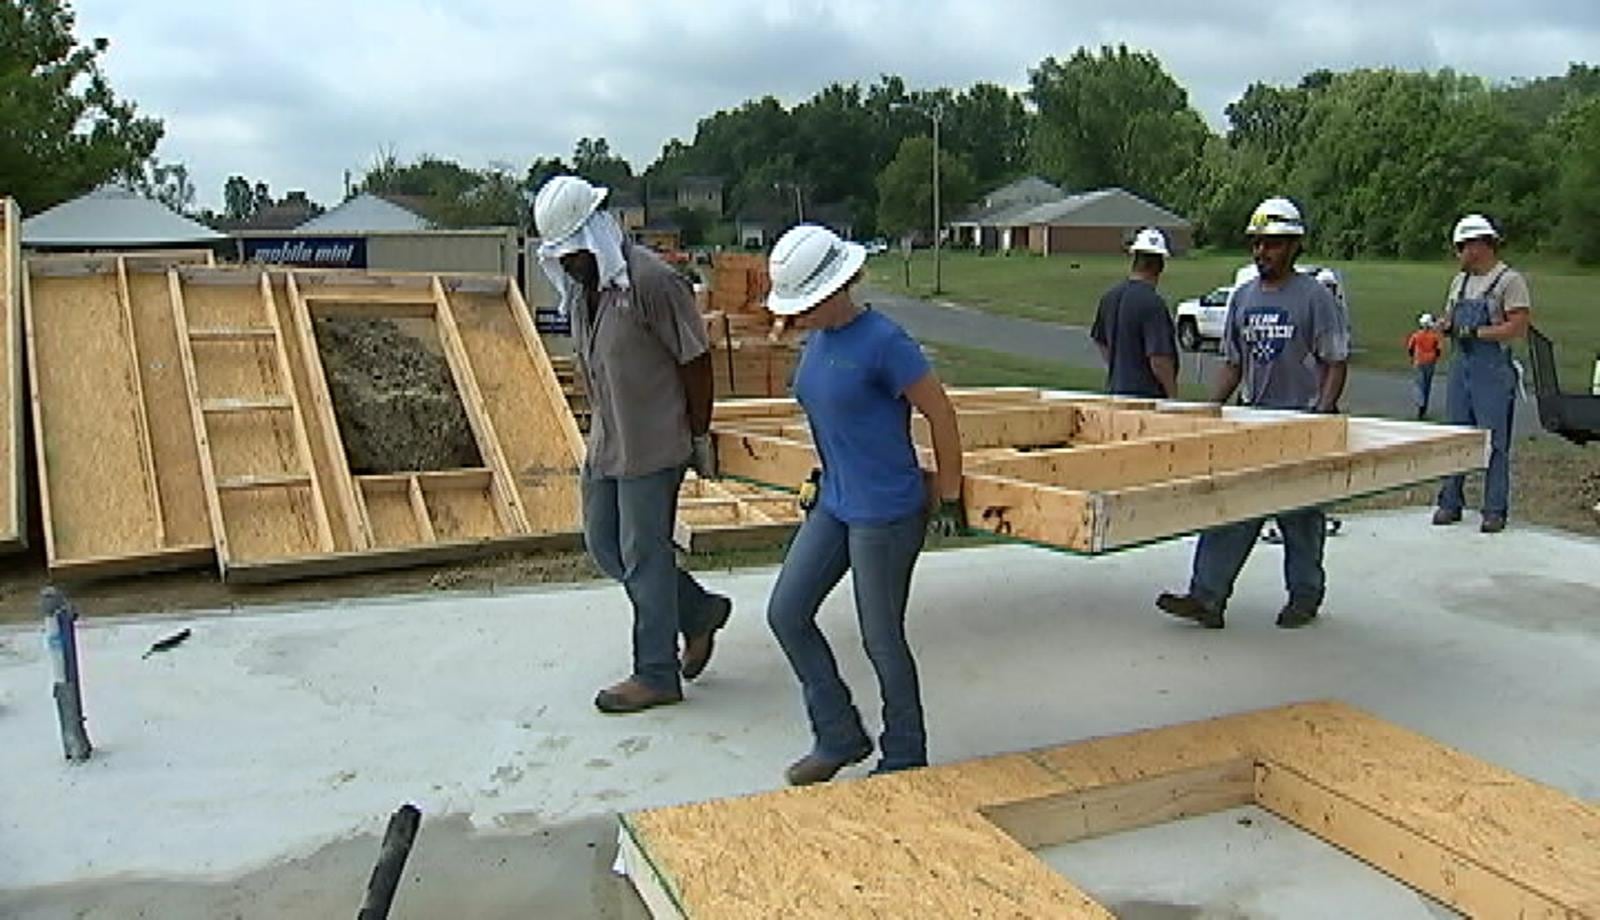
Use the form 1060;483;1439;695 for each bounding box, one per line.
943;82;1031;189
138;156;194;214
1026;44;1207;207
668;206;709;247
1553;96;1600;263
0;0;164;212
572;137;633;188
875;135;976;239
223;174;254;220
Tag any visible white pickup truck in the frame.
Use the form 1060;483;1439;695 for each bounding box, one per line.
1174;264;1345;352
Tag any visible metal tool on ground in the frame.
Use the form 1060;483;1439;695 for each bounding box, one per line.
142;628;191;659
41;587;91;762
356;803;421;920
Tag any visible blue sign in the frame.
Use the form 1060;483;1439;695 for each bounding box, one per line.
242;236;367;268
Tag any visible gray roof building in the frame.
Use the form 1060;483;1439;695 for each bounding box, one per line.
297;193;431;233
21;184;226;248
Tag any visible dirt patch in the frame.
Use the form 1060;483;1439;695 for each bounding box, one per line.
314;317;481;474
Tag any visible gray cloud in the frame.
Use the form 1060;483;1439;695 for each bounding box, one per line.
66;0;1599;210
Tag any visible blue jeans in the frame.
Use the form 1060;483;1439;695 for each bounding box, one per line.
767;507;928;772
582;464;722;694
1414;363;1436;417
1438;350;1516;518
1189;508;1327;613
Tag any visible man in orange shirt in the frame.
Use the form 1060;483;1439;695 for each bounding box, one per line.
1406;313;1444;419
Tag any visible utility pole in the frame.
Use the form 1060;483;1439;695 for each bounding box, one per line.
931;105;942;296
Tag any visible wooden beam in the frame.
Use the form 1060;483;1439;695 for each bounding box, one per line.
711;430;818;492
981;758;1256;849
167;269;233;565
306;300;438;320
115;257;167;549
218;529;584;584
188;326;277;342
505;280;586;464
430;276;530;534
215;472;314;491
1095;428;1487;551
357;468;494;491
1255;760;1572;918
0;198;22;550
284;272;372;550
973;416;1348;491
407;475;436;544
200;396;293;413
259;273;335;553
912;404;1079;451
1072;403;1237;444
962;473;1097;551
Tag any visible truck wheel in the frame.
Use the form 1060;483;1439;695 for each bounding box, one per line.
1177;319;1201;352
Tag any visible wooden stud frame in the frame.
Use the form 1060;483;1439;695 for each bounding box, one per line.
621;701;1600;918
711;394;1489;554
22;258;584;583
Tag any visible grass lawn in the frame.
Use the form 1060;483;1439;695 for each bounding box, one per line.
866;250;1600;385
926;340;1210;401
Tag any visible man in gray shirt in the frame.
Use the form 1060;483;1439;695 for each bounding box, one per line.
1156;196;1349;630
535;175;731;714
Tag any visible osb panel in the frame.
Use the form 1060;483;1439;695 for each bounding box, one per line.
360;483;422;548
269;275;355;552
217;488;320;561
630;702;1600;918
203;413;302;480
445;288;580;533
180;274;267;328
424;485;500;541
125;269;211;548
28;272;163;562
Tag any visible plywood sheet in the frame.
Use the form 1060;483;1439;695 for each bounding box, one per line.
444;284;581;533
25;268;165;567
625;702;1600;918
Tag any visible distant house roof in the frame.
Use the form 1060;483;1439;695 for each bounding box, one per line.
21;184;226;247
1009;187;1190;228
953;175;1068;226
297;192;431;232
208;192;322;233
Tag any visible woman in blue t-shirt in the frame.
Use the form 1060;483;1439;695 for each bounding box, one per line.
762;224;965;785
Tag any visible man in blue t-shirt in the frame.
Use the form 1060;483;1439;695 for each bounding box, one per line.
1091;227;1179;398
1156;197;1349;631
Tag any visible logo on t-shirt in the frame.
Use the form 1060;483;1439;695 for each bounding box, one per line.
1242;308;1295;363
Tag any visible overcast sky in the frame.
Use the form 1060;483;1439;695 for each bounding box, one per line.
69;0;1599;212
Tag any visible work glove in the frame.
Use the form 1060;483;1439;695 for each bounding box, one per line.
689;433;718;480
927;498;967;539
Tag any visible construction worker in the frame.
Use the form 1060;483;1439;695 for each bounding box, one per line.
1433;213;1532;534
1091;227;1179;398
1156;197;1350;629
762;224;964;785
1407;313;1444;419
534;174;731;714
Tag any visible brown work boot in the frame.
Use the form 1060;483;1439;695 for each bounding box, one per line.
784;745;873;787
1480;514;1506;534
1156;592;1225;629
594;679;682;715
681;594;732;681
1432;507;1462;526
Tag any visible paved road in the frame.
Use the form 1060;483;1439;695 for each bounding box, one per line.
861;285;1542;436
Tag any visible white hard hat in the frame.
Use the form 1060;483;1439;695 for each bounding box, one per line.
1418;312;1435;327
1245;196;1305;237
534;175;608;246
1452;213;1498;245
1128;227;1169;257
766;224;866;316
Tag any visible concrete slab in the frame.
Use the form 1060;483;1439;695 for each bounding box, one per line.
1;509;1597;917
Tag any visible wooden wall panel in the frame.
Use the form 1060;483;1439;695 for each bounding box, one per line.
26;269;164;566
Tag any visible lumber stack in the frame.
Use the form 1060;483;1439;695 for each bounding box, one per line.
710;390;1489;554
708;252;769;314
704;311;798;399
